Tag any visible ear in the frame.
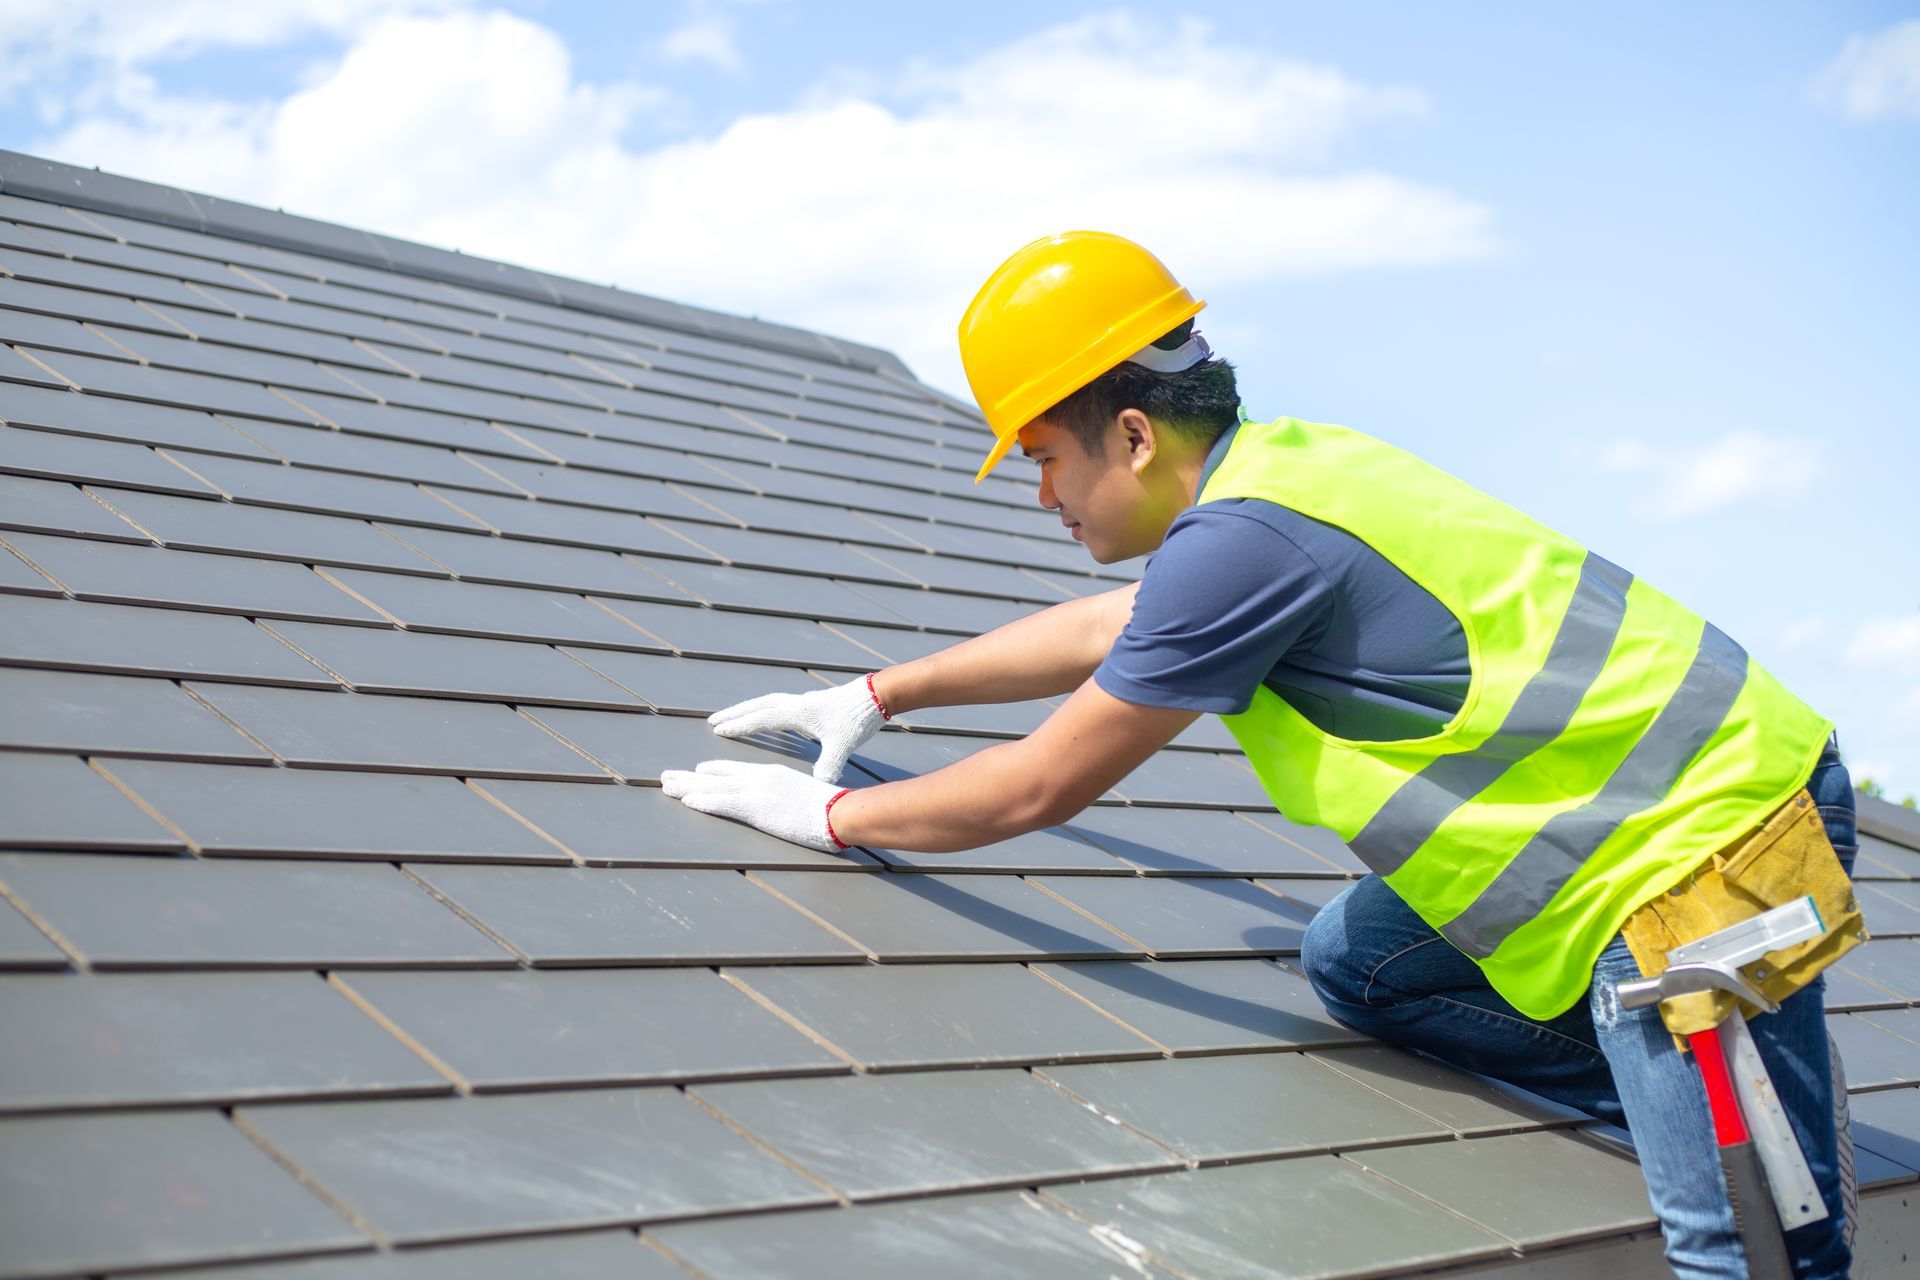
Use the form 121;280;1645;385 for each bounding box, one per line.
1115;408;1157;478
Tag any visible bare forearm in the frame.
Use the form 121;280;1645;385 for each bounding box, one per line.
872;582;1137;715
831;740;1049;851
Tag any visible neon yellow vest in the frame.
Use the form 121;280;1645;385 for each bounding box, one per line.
1201;417;1832;1018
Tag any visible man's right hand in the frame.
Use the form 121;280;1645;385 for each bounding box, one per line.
707;674;889;784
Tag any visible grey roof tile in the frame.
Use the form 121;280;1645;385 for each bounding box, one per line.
515;704;817;783
0;971;448;1112
87;324;345;397
238;1088;833;1245
1836;939;1920;1002
135;301;393;368
1066;806;1354;877
889;698;1057;737
1855;1006;1920;1048
0;667;270;762
1344;1130;1657;1249
839;578;1039;634
1825;955;1909;1011
271;386;528;454
1857;832;1920;880
1828;1012;1920;1087
223;416;521;493
650;1191;1181;1280
171;452;487;530
691;1068;1181;1200
0;379;275;457
0;896;65;969
1856;884;1920;938
0;595;338;687
410;864;865;965
682;488;923;549
0;540;58;594
471;776;873;870
1306;1044;1588;1136
1859;795;1920;847
649;519;915;583
0;1110;367;1276
262;619;644;708
596;597;881;670
1108;749;1274;810
146;1229;679;1280
865;824;1129;875
1032;958;1368;1055
376;526;697;599
0;276;168;330
95;759;572;862
817;620;952;664
0;752;184;850
2;243;221;310
320;567;655;648
557;648;829;714
846;728;1120;802
456;455;734;523
724;962;1158;1072
1238;809;1370;873
1038;1156;1510;1279
748;869;1144;962
1;338;78;387
632;555;912;625
422;487;704;557
0;421;219;495
184;684;612;779
1030;874;1317;958
1850;1088;1920;1179
501;428;759;493
847;543;1067;603
87;488;447;574
335;967;846;1091
24;345;308;421
1038;1053;1453;1165
0;853;513;969
0;473;147;542
1;531;389;624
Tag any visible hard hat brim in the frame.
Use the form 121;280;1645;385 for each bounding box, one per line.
973;431;1017;484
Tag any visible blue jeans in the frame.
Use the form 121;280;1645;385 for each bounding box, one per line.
1300;739;1857;1280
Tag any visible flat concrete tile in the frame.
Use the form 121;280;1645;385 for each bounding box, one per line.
866;824;1130;875
89;487;447;574
1110;750;1274;810
0;1110;367;1276
1856;1006;1920;1048
148;1230;677;1280
322;567;656;648
471;776;872;870
1032;874;1316;958
1033;958;1369;1055
1826;957;1909;1011
725;962;1157;1072
1038;1053;1451;1164
275;387;517;454
0;752;183;850
0;473;147;542
650;520;919;585
596;597;879;671
0;380;275;458
337;967;845;1091
632;555;907;625
557;648;828;715
0;595;338;686
380;525;696;600
691;1068;1181;1200
96;759;571;862
226;417;517;493
0;853;512;968
186;684;612;779
1307;1044;1589;1137
263;620;645;708
1855;1143;1920;1191
421;488;703;557
651;1190;1180;1280
1;532;388;623
839;579;1038;635
411;864;864;965
1238;809;1371;874
496;432;753;493
1344;1131;1657;1249
847;544;1064;603
0;421;218;495
0;971;448;1111
889;699;1056;737
1856;833;1920;880
750;870;1143;962
1040;1156;1510;1280
1837;939;1920;1002
0;541;59;594
470;456;730;524
0;897;64;969
24;347;308;421
0;667;269;761
177;451;486;531
818;621;952;665
520;705;817;782
847;728;1121;802
1066;806;1353;877
683;489;920;548
1849;1087;1920;1177
1829;1013;1920;1087
1862;881;1920;935
239;1088;832;1244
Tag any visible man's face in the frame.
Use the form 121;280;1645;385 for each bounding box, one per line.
1017;416;1168;564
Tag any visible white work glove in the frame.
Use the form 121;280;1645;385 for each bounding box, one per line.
660;760;851;852
707;673;889;784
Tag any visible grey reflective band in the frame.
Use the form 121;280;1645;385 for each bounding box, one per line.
1125;330;1212;373
1349;553;1635;876
1441;621;1751;959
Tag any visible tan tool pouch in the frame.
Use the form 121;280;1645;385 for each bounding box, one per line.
1620;787;1867;1047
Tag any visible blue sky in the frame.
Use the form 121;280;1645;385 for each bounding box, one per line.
4;1;1916;789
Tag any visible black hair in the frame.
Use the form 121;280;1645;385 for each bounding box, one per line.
1039;320;1239;457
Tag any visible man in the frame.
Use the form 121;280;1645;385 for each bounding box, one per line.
662;231;1858;1279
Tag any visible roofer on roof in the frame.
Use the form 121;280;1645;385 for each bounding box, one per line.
663;230;1862;1280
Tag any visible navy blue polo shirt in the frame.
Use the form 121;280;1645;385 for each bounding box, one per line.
1092;421;1472;742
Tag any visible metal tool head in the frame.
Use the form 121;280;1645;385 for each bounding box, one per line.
1613;895;1828;1014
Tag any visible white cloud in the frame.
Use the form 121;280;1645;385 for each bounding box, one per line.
1778;618;1827;653
1592;430;1816;520
1846;614;1920;676
24;8;1498;393
660;14;741;72
1813;19;1920;121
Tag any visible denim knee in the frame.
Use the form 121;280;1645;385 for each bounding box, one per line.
1300;884;1366;1008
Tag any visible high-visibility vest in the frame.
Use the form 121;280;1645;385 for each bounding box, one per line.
1202;416;1833;1018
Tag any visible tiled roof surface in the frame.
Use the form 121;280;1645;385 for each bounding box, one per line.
0;150;1916;1278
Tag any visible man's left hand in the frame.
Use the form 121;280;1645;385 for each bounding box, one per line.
660;760;850;852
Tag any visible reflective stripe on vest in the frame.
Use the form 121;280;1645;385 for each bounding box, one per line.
1200;416;1833;1018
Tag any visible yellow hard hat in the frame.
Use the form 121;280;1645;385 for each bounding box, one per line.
958;230;1205;483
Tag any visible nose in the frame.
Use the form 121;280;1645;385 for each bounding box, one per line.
1036;467;1059;512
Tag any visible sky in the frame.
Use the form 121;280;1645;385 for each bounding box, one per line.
3;1;1916;791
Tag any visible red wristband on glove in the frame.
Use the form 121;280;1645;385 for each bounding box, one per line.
864;673;891;720
823;788;852;850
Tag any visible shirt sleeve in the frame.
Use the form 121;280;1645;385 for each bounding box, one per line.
1093;500;1335;715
